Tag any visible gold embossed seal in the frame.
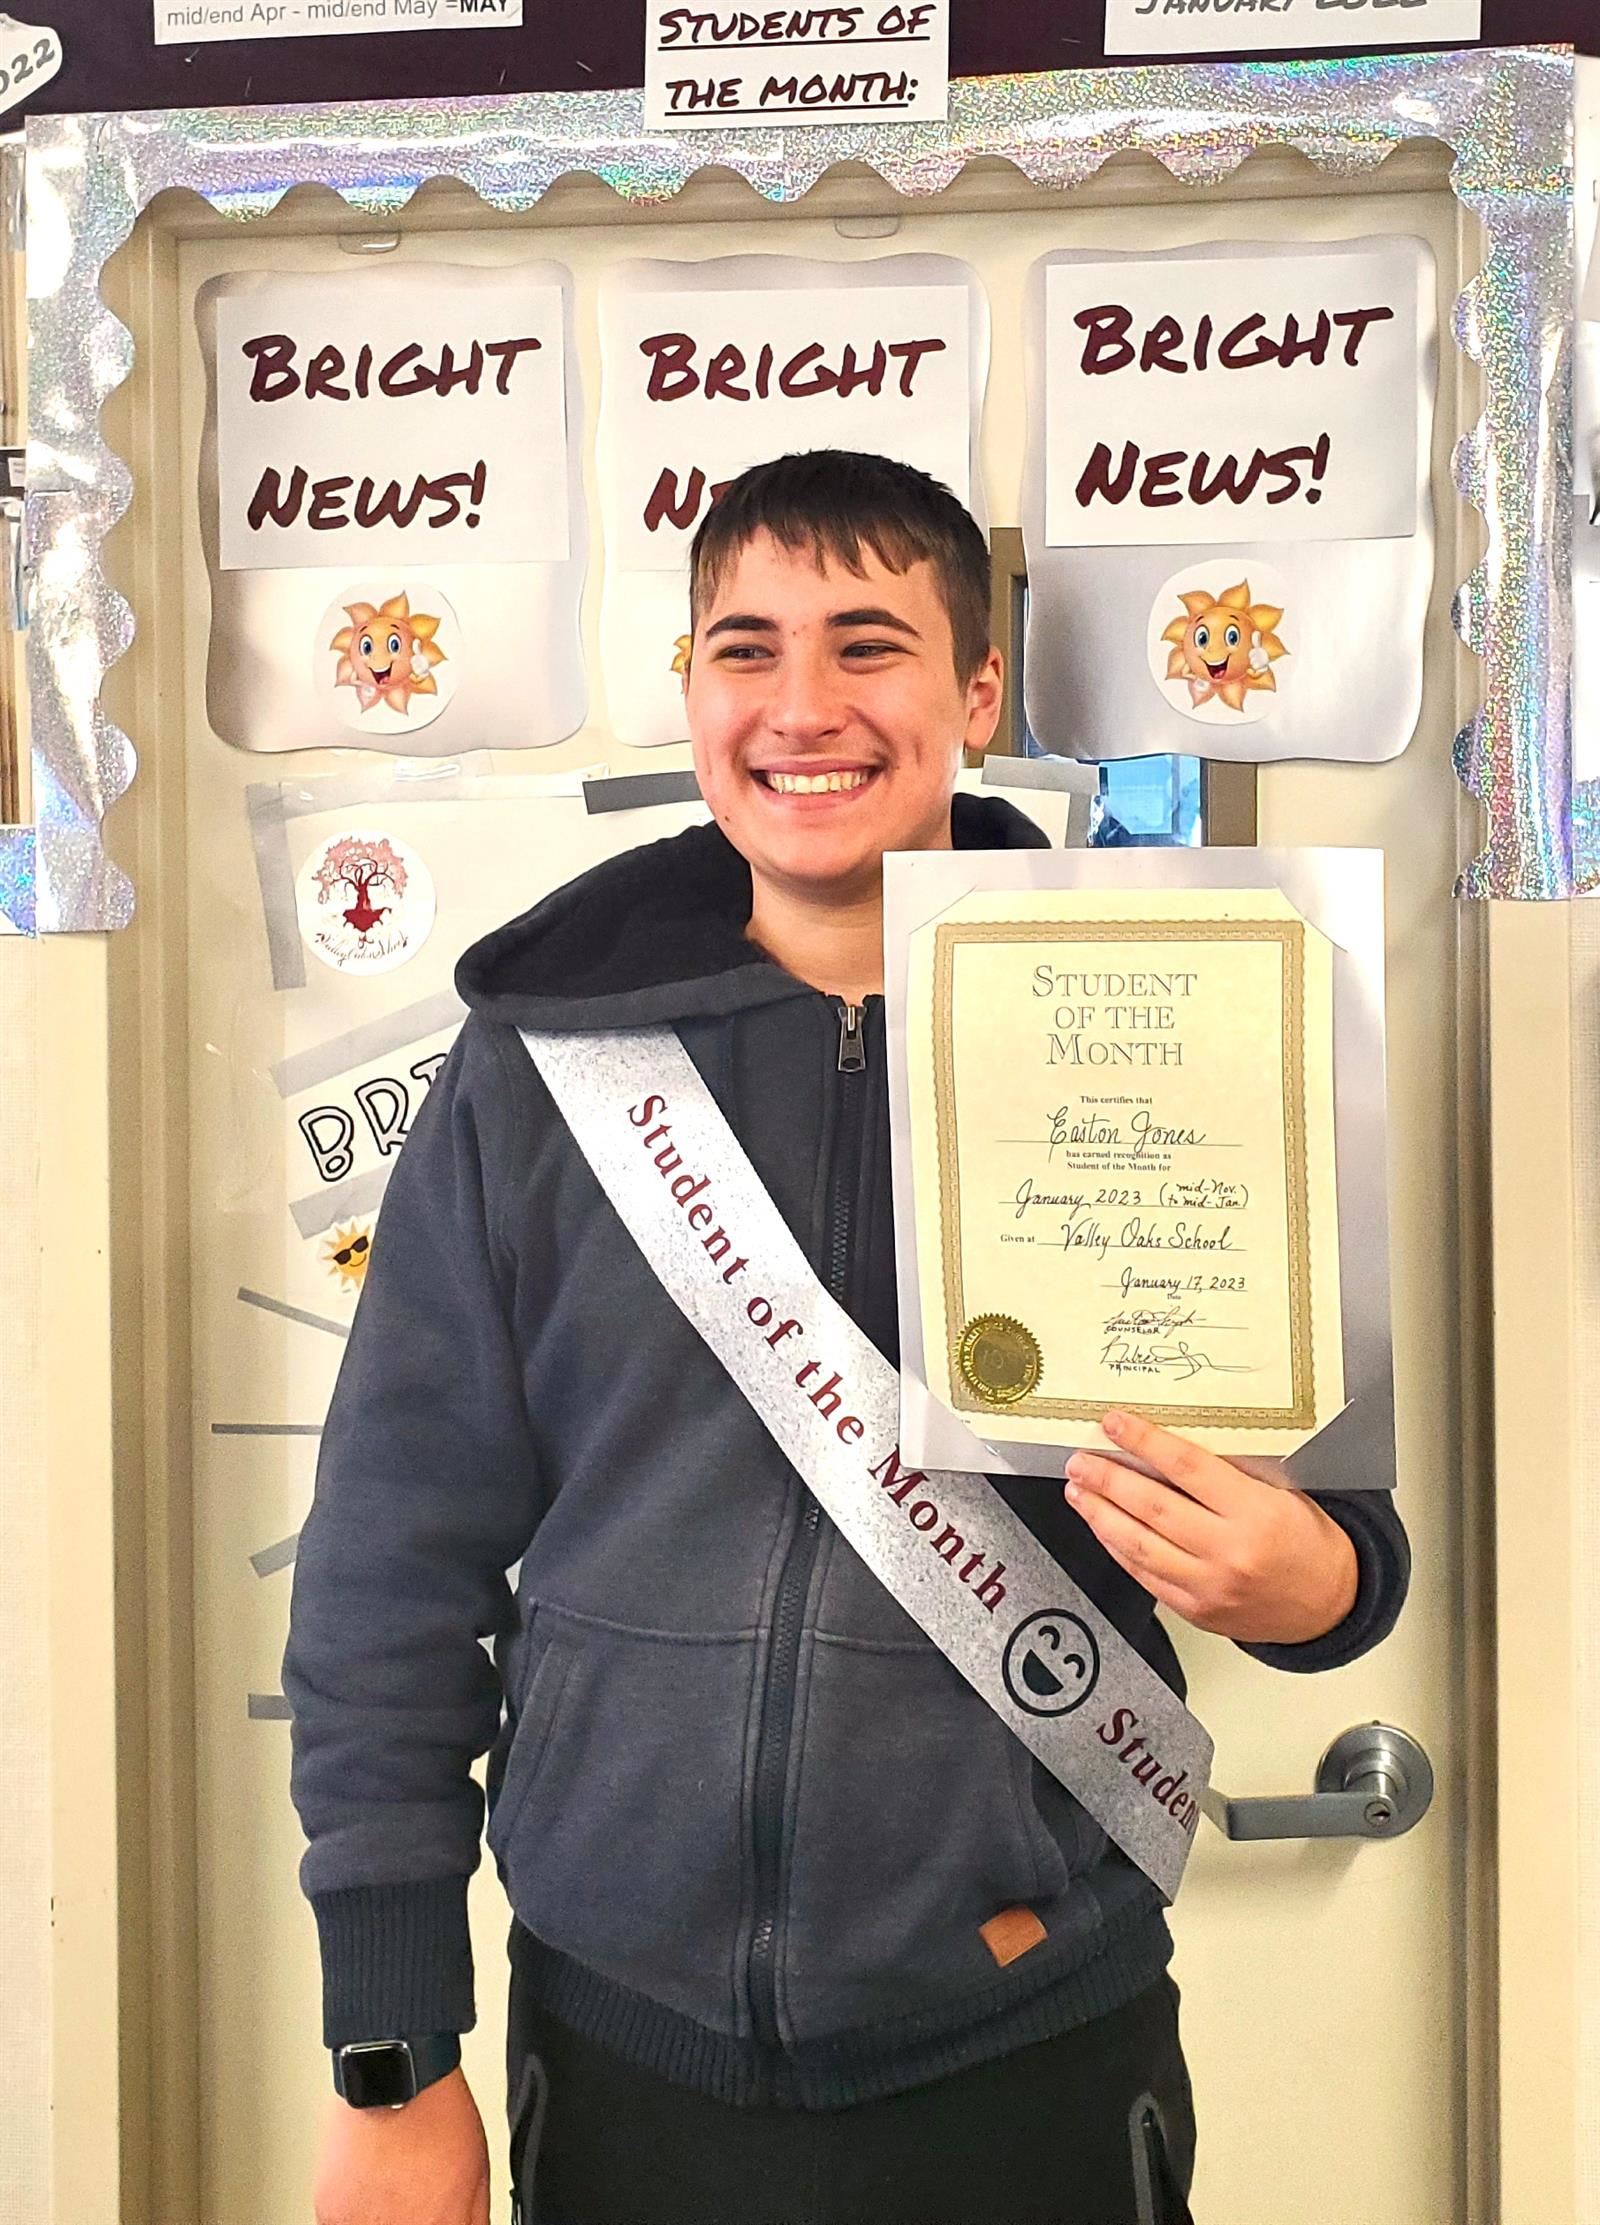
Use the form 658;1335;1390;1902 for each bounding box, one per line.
957;1314;1042;1406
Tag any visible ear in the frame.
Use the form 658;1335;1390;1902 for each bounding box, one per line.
962;644;1005;758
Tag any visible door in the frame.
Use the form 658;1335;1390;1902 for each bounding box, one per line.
90;144;1486;2225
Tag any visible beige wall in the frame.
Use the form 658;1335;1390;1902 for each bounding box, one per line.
0;935;50;2219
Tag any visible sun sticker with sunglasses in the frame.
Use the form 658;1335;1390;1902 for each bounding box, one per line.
323;1220;373;1294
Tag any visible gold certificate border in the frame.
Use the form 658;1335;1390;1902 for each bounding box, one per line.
932;920;1315;1432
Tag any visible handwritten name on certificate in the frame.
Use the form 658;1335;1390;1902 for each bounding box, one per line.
905;886;1345;1457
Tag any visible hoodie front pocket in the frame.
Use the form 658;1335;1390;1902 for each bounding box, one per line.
489;1630;579;1862
493;1612;762;2034
782;1639;1070;2039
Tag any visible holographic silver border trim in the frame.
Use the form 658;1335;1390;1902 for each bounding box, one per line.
20;46;1578;926
0;823;35;934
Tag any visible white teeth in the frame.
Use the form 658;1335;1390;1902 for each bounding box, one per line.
765;769;872;795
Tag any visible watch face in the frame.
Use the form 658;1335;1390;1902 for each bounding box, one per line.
341;2042;417;2109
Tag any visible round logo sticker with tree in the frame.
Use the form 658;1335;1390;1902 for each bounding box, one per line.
318;584;461;737
296;830;436;977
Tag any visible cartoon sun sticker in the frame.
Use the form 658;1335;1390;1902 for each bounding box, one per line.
1161;580;1287;713
318;583;461;738
671;633;693;677
332;593;447;716
323;1220;373;1293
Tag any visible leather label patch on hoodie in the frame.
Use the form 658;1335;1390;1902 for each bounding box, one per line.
980;1906;1047;1968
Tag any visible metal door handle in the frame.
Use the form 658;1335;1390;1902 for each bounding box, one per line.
1201;1723;1434;1843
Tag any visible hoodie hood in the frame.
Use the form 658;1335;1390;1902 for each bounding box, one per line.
455;788;1051;1033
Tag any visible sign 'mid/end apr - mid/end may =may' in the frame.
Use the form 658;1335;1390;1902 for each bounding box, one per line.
153;0;519;45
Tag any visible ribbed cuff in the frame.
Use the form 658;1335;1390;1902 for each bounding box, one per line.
313;1877;477;2047
1242;1489;1410;1676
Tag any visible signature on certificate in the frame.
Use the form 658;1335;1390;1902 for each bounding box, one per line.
1097;1336;1257;1383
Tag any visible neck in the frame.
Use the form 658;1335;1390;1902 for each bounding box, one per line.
747;875;886;1003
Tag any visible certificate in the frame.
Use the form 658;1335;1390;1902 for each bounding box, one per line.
902;883;1346;1460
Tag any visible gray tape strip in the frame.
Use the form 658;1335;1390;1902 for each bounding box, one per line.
236;1287;350;1340
290;1163;392;1242
211;1422;324;1437
245;783;308;993
270;990;466;1098
584;770;702;814
248;1693;293;1721
983;754;1102;795
250;1534;300;1578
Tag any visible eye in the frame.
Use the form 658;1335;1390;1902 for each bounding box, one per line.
388;634;403;656
1225;626;1240;649
359;635;374;657
1194;624;1209;650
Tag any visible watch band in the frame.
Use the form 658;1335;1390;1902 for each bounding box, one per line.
332;2032;462;2108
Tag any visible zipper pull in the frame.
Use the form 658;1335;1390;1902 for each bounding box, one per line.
837;1001;866;1074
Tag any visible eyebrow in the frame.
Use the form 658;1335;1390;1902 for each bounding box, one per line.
701;607;922;642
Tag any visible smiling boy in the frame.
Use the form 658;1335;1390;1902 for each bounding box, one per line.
288;449;1408;2225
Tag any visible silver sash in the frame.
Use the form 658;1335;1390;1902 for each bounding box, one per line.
521;1024;1212;1901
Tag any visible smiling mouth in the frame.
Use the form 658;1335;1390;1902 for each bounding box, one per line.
368;663;395;685
1204;659;1230;680
755;767;877;797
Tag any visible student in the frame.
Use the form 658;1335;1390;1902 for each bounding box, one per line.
287;448;1409;2225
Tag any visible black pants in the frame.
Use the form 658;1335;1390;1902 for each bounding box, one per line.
507;1949;1195;2225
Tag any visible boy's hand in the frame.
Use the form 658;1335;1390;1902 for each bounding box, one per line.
313;2065;491;2225
1065;1409;1358;1646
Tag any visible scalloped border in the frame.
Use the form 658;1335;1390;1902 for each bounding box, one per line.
19;47;1577;930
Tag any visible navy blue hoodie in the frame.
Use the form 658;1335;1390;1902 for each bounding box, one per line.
284;795;1410;2108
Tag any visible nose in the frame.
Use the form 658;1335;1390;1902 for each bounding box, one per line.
765;640;848;745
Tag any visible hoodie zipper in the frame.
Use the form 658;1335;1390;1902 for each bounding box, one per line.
746;999;869;2060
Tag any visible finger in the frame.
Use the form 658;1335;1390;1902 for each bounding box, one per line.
1066;1481;1205;1595
1100;1409;1246;1515
1066;1451;1216;1556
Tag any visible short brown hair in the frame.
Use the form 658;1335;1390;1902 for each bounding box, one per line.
688;449;992;683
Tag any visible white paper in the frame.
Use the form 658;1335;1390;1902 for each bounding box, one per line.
0;14;59;112
602;278;973;574
1043;239;1422;549
645;1;948;130
1104;0;1479;59
154;0;519;44
215;266;568;572
596;252;987;747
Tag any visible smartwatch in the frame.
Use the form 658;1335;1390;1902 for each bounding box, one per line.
332;2033;462;2109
